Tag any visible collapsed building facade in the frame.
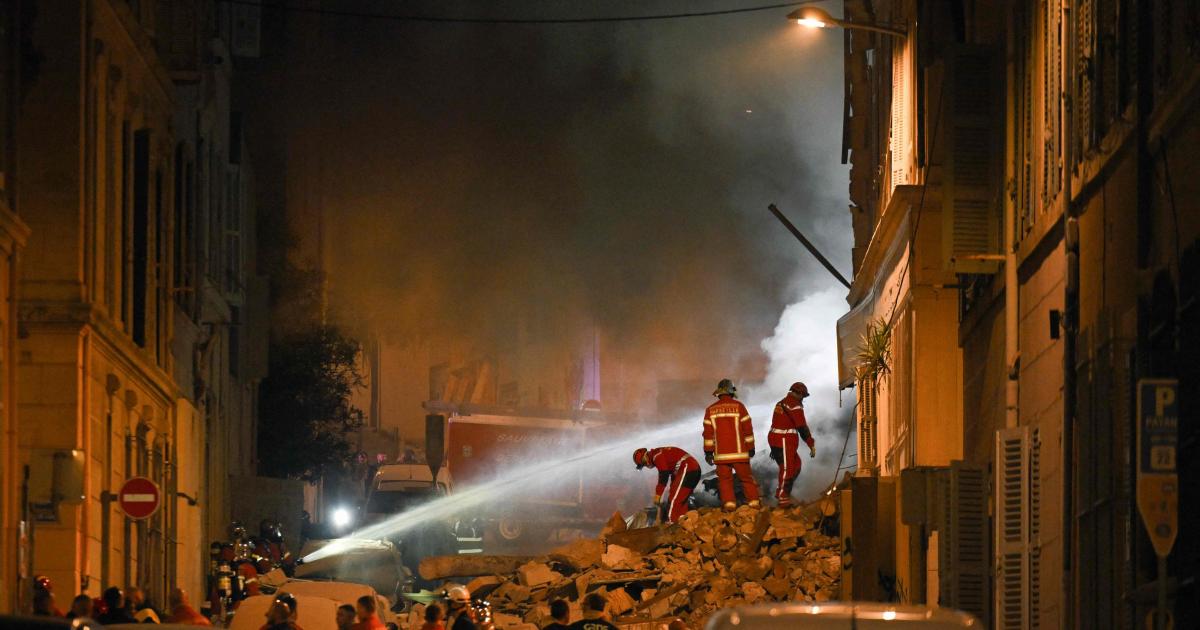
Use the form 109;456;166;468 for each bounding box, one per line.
834;0;1199;627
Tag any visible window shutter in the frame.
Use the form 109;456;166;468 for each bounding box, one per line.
1075;0;1095;153
993;424;1032;624
942;45;1003;273
938;461;989;621
857;378;877;472
889;39;912;194
1028;429;1042;629
1041;0;1063;208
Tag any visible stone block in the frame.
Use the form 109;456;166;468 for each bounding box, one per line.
517;561;556;588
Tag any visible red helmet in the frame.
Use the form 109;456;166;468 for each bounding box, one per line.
790;382;810;398
633;448;649;469
34;575;52;592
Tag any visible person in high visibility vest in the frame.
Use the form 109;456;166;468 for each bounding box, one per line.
702;379;761;511
633;446;702;522
769;382;816;507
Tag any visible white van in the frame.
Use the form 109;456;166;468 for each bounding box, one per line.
364;464;452;521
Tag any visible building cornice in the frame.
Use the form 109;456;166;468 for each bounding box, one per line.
848;185;928;306
0;206;30;255
97;0;174;105
18;300;182;405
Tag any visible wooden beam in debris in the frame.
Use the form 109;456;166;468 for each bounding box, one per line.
605;524;677;554
619;580;695;621
418;554;533;580
588;573;662;587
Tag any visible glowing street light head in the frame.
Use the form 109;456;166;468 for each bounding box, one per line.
785;5;907;38
332;507;352;529
787;7;837;29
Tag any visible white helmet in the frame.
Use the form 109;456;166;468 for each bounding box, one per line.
446;585;471;605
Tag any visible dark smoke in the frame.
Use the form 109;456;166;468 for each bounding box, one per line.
242;1;852;448
249;4;843;337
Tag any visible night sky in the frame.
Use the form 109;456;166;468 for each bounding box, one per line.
242;0;851;403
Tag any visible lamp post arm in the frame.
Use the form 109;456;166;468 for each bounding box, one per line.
835;20;907;38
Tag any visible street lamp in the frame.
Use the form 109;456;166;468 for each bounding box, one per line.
786;6;906;38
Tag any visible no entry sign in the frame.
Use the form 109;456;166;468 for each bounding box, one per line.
118;476;161;520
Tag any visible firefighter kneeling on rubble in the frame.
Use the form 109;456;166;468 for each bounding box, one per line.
769;381;816;508
633;446;701;523
702;379;762;511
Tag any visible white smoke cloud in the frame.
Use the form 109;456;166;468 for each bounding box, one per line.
746;285;855;496
302;289;855;562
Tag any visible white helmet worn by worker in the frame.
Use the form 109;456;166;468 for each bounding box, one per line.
446;585;471;607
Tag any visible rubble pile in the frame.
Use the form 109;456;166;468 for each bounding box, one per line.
410;500;841;629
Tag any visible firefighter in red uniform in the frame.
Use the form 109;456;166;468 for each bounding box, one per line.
633;447;702;523
769;382;817;507
702;379;762;511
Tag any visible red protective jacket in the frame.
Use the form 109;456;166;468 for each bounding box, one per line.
703;395;755;462
644;446;701;497
769;393;814;447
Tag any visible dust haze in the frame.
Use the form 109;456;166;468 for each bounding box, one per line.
245;1;855;485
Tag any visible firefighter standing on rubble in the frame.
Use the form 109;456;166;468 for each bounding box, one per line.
702;379;762;511
769;382;817;507
633;446;701;523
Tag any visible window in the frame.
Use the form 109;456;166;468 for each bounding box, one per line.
1074;324;1123;628
132;129;150;348
229;306;240;378
994;425;1041;629
939;462;989;622
858;376;878;472
225;170;241;293
888;38;913;196
173;143;193;312
155;167;166;364
0;1;10;196
118;121;131;326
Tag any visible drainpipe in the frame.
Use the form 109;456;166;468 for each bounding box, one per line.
1061;2;1077;628
1063;215;1079;630
101;375;120;589
1005;98;1020;433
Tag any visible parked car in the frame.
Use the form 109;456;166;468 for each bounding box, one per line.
107;625;209;630
704;603;982;629
0;617;101;630
227;593;339;630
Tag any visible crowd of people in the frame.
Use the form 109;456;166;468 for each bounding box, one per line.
31;575;212;625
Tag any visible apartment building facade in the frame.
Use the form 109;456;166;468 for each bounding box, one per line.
834;0;1199;627
5;0;265;612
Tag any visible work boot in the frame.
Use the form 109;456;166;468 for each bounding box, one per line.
748;499;762;509
723;501;737;512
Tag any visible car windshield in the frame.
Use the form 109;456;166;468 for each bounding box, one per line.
366;487;441;514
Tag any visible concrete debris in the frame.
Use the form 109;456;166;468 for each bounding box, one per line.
465;574;502;594
437;502;841;629
600;511;628;537
492;580;532;604
516;561;558;587
548;537;605;570
741;581;767;604
600;544;638;569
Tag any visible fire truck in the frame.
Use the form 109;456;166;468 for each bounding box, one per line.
426;402;648;545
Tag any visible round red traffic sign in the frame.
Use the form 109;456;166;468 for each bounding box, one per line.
117;476;161;520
